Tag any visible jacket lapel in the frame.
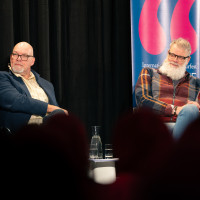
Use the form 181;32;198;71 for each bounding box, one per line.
9;70;32;97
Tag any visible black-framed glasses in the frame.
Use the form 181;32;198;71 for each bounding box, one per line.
11;53;34;61
168;51;190;62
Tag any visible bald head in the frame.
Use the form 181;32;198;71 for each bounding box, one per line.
10;41;35;79
13;42;34;56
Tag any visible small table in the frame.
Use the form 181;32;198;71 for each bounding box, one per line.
88;158;119;184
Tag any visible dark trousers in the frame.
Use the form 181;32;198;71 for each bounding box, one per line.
43;109;66;124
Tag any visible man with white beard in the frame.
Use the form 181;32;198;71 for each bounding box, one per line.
135;38;200;140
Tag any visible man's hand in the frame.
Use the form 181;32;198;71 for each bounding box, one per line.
175;100;200;115
175;106;183;115
47;104;69;115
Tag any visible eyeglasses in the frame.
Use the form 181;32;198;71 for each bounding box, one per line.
11;53;34;61
168;51;190;62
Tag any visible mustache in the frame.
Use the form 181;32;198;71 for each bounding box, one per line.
14;63;23;66
168;61;179;66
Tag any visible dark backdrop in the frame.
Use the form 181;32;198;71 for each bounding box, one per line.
0;0;132;144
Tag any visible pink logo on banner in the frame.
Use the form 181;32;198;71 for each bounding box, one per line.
139;0;197;55
170;0;197;54
139;0;166;55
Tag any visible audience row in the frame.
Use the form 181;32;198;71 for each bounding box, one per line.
0;107;199;199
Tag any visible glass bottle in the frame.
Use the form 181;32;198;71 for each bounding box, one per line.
90;126;103;159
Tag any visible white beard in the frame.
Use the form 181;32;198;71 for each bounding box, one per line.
159;59;187;80
12;65;24;74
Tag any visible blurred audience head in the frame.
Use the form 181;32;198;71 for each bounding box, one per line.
41;112;90;176
142;116;200;199
112;107;174;176
0;113;90;198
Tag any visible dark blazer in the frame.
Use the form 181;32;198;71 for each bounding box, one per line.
0;69;59;133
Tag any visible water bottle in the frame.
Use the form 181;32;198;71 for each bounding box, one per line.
90;126;103;159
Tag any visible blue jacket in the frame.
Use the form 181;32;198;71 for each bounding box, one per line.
0;69;59;133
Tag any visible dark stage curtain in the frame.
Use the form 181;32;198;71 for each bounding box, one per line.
0;0;132;144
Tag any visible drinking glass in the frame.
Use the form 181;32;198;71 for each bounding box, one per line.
104;144;113;159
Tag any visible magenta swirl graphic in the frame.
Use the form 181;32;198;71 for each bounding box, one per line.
139;0;167;55
139;0;197;55
170;0;197;54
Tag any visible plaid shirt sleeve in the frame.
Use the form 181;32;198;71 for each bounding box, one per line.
196;78;200;105
135;67;172;116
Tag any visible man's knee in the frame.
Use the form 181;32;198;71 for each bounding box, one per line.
173;104;199;140
180;104;199;117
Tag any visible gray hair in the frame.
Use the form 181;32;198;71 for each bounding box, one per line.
170;38;191;56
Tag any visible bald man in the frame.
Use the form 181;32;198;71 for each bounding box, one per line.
0;41;68;133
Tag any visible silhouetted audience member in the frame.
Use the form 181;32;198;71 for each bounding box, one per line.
113;107;174;176
41;113;90;177
0;113;93;199
106;107;174;199
142;116;200;199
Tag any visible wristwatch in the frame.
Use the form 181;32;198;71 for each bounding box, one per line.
171;105;177;116
174;106;178;116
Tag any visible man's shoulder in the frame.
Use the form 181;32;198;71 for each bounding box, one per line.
188;73;200;85
189;73;200;81
0;70;11;77
0;70;9;74
141;67;157;72
31;70;54;87
31;70;48;81
140;67;158;77
31;69;39;77
193;76;200;84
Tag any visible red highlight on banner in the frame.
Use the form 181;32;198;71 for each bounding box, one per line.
170;0;197;54
139;0;197;55
139;0;167;55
